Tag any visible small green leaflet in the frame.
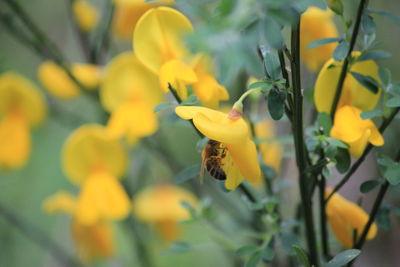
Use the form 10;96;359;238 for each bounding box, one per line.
307;37;342;49
386;97;400;108
360;179;382;193
292;245;311;267
350;71;380;94
384;163;400;185
326;249;361;267
360;109;382;120
358;50;391;61
175;164;201;183
361;14;376;35
368;9;400;25
333;41;349;62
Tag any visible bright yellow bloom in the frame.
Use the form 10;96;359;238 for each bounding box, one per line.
191;54;229;109
43;191;114;263
133;7;193;74
314;52;381;114
326;189;378;248
100;52;162;143
300;6;339;72
133;184;198;241
0;72;46;169
175;106;262;190
38;61;101;99
255;119;283;173
62;124;130;224
112;0;174;39
330;105;384;158
72;0;99;32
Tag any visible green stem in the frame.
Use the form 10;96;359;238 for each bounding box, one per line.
124;218;154;267
290;19;319;267
326;107;400;203
0;202;81;267
319;170;330;260
329;0;368;119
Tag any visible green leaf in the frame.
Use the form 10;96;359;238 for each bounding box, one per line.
162;242;192;254
335;147;351;174
327;0;343;15
317;112;332;133
263;18;283;49
326;137;349;149
386;96;400;108
262;247;275;262
265;52;281;80
281;231;300;256
350;71;380;94
377;205;391;230
358;50;391;61
360;109;383;120
326;249;361;267
307;37;342;49
292;245;311;267
384;163;400;185
267;88;286;120
154;103;175;112
360;179;382;193
368;10;400;25
245;251;262;267
333;41;349;61
175;164;201;183
378;68;391;88
361;14;376;35
248;81;270;89
236;245;259;256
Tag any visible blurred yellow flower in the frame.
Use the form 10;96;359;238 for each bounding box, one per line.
0;72;46;169
326;189;378;248
330;105;384;158
133;184;198;241
191;54;229;109
100;52;162;143
38;61;101;99
62;124;131;224
175;106;262;190
43;191;114;263
255;119;283;173
314;53;381;114
300;6;339;72
72;0;99;32
112;0;174;39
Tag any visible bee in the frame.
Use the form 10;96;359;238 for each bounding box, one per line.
201;140;227;181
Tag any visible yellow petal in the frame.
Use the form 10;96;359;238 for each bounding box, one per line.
72;63;101;90
227;139;262;184
100;52;163;112
133;184;198;222
42;191;77;215
0;72;47;126
0;110;30;169
224;158;244;190
107;100;158;143
133;7;193;73
38;61;80;99
159;59;198;99
300;6;338;72
192;73;229;109
72;219;114;262
62;124;127;184
175;106;249;144
76;172;131;225
73;0;99;32
314;52;381;114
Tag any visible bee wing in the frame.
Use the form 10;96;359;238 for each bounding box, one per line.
200;159;207;184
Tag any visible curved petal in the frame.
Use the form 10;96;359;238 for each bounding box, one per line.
42;191;77;215
314;53;381;114
72;0;99;32
62;124;127;184
72;63;101;90
330;106;364;143
76;172;131;225
100;52;162;112
159;59;197;97
133;7;193;73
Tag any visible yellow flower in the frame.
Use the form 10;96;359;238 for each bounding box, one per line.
175;106;262;190
43;191;114;263
330;105;384;158
112;0;174;39
133;7;194;99
254;119;283;173
72;0;99;32
325;189;378;248
300;6;339;72
38;61;101;99
0;72;46;169
62;124;131;224
100;52;163;143
191;54;229;109
133;184;198;241
314;52;381;114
